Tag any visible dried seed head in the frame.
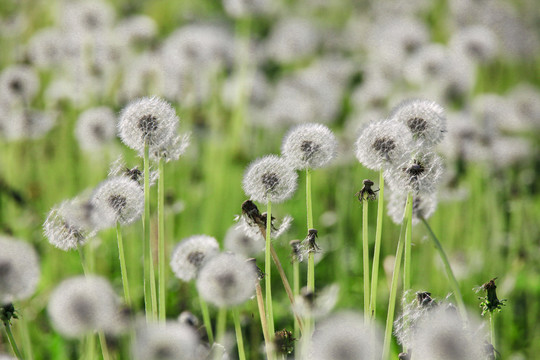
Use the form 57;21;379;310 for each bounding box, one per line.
385;152;443;195
224;225;263;257
389;99;446;148
118;96;179;156
75;106;117;151
91;177;144;229
355;120;413;171
170;235;220;282
48;276;120;337
196;253;257;307
132;321;199;360
281;123;338;170
243;155;298;204
0;236;40;305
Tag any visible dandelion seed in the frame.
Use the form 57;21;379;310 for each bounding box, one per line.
243;155;298;204
48;276;120;338
196;253;257;307
91;177;144;229
309;311;382;360
281;123;338;170
0;65;39;105
75;106;117;151
389;98;446;148
0;236;40;305
385;152;444;194
354;119;413;171
170;235;220;282
224;225;263;257
133;321;199;360
118;96;179;156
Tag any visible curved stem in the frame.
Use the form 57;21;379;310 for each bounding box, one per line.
362;199;370;323
370;171;384;320
3;321;23;360
265;201;275;338
158;158;166;322
232;308;246;360
117;222;131;307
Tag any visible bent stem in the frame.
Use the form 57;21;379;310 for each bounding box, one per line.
370;171;384;320
255;282;272;359
265;201;275;339
382;193;412;360
116;222;131;307
420;217;468;321
362;199;370;323
3;321;23;360
199;296;214;343
158;158;166;322
232;308;247;360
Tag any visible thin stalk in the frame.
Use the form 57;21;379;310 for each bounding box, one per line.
3;321;23;360
255;282;272;359
117;222;131;307
158;158;166;322
265;201;275;338
216;307;227;345
98;331;111;360
490;312;497;353
370;171;384;320
18;312;34;360
232;308;247;360
77;246;88;275
306;169;314;292
143;143;151;320
293;260;300;339
403;195;413;291
85;334;95;360
382;193;412;360
420;217;468;321
199;296;214;343
362;199;370;323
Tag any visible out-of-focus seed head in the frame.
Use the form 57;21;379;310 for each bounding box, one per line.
309;311;382;360
385;152;443;194
118;96;179;156
264;18;319;63
387;190;438;225
116;15;157;45
0;109;56;141
178;311;200;328
196;253;257;307
170;235;220;282
222;0;273;18
389;98;446;148
293;284;339;319
355;120;413;171
44;197;97;251
150;132;190;163
61;0;115;35
0;65;39;105
27;28;64;68
281;123;338;170
133;321;200;360
224;225;263;257
75;106;117;151
243;155;298;204
0;236;40;305
90;177;144;229
449;25;499;63
47;276;120;338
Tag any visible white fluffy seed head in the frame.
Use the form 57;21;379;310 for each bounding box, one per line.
387;190;438;225
385;152;444;195
309;311;382;360
47;276;119;338
281;123;338;170
170;235;220;282
224;225;263;257
149;132;191;163
242;155;298;204
118;96;179;156
389;98;446;148
196;252;257;307
355;120;413;171
90;177;144;229
75;106;117;151
0;65;39;105
0;236;40;305
133;321;199;360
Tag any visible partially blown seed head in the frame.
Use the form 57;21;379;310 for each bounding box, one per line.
196;253;257;307
281;123;338;170
243;155;298;204
170;235;220;282
385;152;443;194
0;236;40;305
387;190;439;225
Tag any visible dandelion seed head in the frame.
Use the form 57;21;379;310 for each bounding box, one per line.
281;123;338;170
133;321;199;360
449;25;498;63
243;155;298;204
48;276;119;337
293;284;339;319
150;132;191;163
196;253;257;307
387;190;438;225
264;18;319;63
309;311;382;360
0;109;55;141
355;120;413;171
170;235;220;282
0;236;40;305
223;0;273;18
61;0;115;35
116;15;157;45
118;96;179;156
224;225;263;257
510;84;540;130
75;106;116;151
0;65;39;105
385;152;444;194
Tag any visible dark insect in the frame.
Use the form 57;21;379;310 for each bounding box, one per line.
124;167;143;182
304;228;320;252
0;303;18;325
416;291;436;308
355;179;379;202
241;200;264;228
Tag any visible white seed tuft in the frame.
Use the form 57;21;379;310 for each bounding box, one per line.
170;235;220;282
132;321;200;360
281;123;338;170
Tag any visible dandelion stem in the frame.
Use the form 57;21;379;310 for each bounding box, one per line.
158;158;166;322
370;171;384;320
255;282;272;359
293;259;300;339
216;307;227;345
382;192;412;360
490;312;497;352
420;217;468;321
143;143;151;321
3;320;23;360
85;333;95;360
306;169;315;292
362;198;370;323
116;222;131;307
18;310;34;360
232;308;247;360
98;331;111;360
403;194;413;291
199;296;214;343
77;246;88;275
265;201;275;339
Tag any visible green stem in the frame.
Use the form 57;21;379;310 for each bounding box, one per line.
199;296;214;344
403;194;413;291
490;312;497;353
382;193;412;360
85;333;95;360
158;158;166;322
362;199;370;323
265;201;275;338
216;307;227;345
420;217;468;321
3;321;23;360
232;308;247;360
255;282;272;359
306;169;314;292
77;246;88;275
143;143;151;320
18;311;34;360
293;260;300;339
370;171;384;320
117;222;131;306
144;144;158;322
98;331;111;360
